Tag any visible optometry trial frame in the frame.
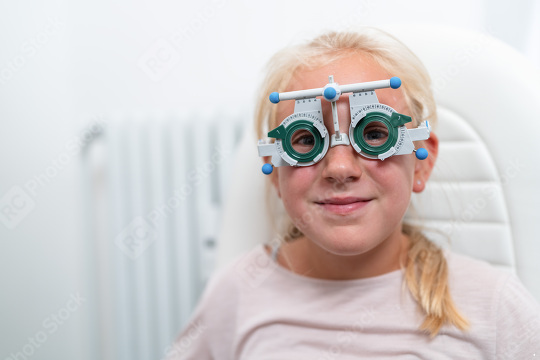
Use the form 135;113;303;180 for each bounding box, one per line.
257;76;431;175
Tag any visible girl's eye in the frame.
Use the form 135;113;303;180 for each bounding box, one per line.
363;122;389;146
291;129;315;154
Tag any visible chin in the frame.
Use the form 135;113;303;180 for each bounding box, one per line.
315;234;381;257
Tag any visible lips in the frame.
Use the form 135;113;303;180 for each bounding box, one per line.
315;197;372;215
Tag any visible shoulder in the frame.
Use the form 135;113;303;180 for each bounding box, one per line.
206;243;273;296
444;251;532;307
193;243;280;323
445;251;509;288
490;268;540;357
166;245;269;360
445;252;540;357
193;244;269;317
444;252;511;318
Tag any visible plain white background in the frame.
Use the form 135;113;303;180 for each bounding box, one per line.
1;1;539;359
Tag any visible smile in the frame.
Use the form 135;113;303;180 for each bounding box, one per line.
315;197;372;215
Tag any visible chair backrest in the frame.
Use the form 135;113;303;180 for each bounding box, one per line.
216;25;540;301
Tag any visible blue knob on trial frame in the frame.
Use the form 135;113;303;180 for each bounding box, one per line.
269;92;280;104
262;163;274;174
389;76;402;89
415;148;428;160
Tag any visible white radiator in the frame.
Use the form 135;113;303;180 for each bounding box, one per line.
81;113;244;360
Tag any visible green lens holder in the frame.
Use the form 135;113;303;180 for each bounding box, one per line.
269;120;326;163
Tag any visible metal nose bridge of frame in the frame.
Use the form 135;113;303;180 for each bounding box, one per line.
257;76;431;175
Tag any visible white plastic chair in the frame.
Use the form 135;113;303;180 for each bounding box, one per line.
216;25;540;301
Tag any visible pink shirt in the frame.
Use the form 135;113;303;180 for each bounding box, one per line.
166;244;540;359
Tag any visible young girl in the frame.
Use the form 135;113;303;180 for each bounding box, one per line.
167;28;540;359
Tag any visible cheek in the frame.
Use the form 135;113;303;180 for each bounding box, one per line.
369;158;415;196
277;167;317;205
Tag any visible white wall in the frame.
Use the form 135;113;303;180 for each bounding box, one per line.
1;1;538;359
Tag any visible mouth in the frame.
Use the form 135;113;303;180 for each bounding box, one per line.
314;197;372;215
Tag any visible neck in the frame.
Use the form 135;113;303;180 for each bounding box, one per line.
278;229;409;280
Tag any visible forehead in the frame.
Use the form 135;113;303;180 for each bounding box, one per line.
275;52;408;122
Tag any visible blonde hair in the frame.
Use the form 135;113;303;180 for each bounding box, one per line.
254;28;468;336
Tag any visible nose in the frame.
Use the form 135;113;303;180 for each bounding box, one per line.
319;95;363;183
320;141;363;184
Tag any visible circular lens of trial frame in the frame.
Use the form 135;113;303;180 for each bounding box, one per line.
362;121;389;147
290;128;316;154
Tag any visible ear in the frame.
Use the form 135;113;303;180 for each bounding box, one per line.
263;156;281;198
412;132;439;193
